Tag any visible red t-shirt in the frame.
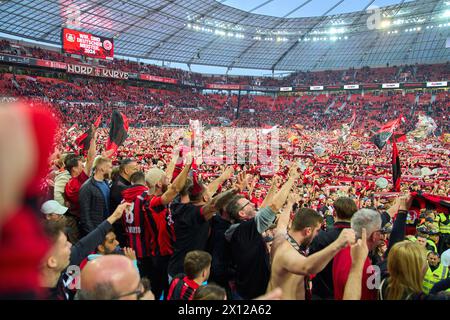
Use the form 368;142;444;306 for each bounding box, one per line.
64;171;89;217
149;196;175;257
332;246;376;300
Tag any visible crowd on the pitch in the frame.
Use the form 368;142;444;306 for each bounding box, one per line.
0;97;449;300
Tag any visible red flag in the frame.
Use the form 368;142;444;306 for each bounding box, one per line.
410;192;450;214
371;115;403;150
379;115;402;133
106;111;128;154
75;115;102;156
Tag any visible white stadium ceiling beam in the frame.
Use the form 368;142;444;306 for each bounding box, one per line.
225;0;316;70
270;0;347;71
115;0;177;37
186;0;279;65
144;0;230;58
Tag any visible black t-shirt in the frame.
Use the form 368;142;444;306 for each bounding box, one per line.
229;219;270;300
309;221;351;300
168;202;210;277
206;214;232;286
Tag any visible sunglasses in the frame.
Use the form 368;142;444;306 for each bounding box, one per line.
238;201;251;212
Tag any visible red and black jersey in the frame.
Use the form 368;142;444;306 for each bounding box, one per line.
121;185;156;258
166;274;199;300
148;196;176;257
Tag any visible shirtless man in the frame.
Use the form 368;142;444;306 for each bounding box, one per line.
267;207;355;300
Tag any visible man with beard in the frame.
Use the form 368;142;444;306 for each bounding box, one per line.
267;208;356;300
79;157;113;236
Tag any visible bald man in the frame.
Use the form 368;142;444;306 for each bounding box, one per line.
77;255;154;300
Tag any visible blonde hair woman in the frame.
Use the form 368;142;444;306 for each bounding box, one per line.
379;241;450;300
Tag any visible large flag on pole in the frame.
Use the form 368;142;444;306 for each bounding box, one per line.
106;111;128;154
370;115;403;150
75;115;101;156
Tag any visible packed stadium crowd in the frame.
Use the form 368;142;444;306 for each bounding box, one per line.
0;39;450;301
1;39;449;86
0;72;449;132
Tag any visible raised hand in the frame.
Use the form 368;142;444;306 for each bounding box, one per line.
222;166;234;180
350;228;368;265
234;172;248;192
123;247;137;261
107;202;132;224
398;194;412;211
335;228;356;249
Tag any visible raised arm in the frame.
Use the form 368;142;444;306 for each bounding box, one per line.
384;195;411;258
246;175;258;200
275;192;299;233
84;125;97;176
165;147;179;180
70;202;131;265
206;166;234;197
283;228;355;275
261;176;280;208
343;229;368;300
161;154;193;205
268;164;300;213
386;196;400;218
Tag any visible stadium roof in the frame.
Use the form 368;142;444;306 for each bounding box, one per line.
0;0;449;71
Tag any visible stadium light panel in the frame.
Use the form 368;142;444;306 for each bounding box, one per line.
381;20;391;28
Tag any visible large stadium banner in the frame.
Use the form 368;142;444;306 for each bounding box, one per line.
67;64;129;80
62;28;114;60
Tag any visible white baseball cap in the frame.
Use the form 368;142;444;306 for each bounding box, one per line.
40;200;68;215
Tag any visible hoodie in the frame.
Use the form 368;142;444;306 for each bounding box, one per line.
224;206;276;299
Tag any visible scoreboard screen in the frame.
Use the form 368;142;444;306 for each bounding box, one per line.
62;28;114;60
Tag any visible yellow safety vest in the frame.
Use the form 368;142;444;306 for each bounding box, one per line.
426;240;438;254
423;264;449;294
438;213;450;234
